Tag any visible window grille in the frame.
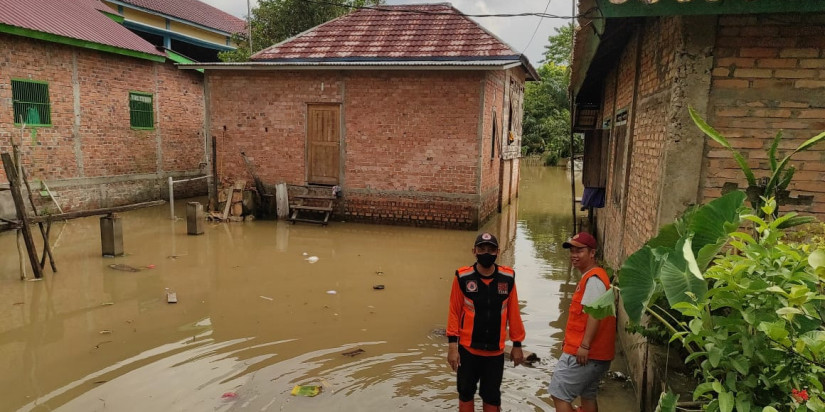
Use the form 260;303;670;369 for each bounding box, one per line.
12;79;51;126
129;92;154;129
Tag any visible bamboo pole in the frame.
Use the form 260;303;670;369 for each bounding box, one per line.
2;152;43;279
17;147;57;272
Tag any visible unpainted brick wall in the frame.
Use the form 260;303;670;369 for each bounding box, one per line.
0;34;206;210
207;69;524;229
597;17;684;268
705;13;825;216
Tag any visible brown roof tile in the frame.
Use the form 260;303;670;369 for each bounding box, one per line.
0;0;164;56
119;0;246;34
252;3;519;61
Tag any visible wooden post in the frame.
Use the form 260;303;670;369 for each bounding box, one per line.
186;202;204;235
100;214;124;257
19;156;57;272
1;152;43;279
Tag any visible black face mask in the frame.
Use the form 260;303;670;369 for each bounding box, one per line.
476;253;497;268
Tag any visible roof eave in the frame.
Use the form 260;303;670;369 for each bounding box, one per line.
176;60;524;72
0;22;165;62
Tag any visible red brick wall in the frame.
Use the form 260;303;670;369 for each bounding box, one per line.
705;13;825;217
207;69;521;229
598;17;684;267
0;34;206;212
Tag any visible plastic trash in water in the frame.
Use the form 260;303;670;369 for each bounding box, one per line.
291;385;321;397
306;256;319;263
302;252;308;256
260;296;274;301
146;264;156;269
165;288;178;303
221;392;238;400
326;290;337;295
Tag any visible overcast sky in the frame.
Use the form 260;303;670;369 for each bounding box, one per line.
200;0;576;66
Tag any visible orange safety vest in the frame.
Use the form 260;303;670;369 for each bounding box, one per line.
562;267;616;361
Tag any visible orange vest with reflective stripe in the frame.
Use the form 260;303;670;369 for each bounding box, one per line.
454;264;517;352
562;267;616;361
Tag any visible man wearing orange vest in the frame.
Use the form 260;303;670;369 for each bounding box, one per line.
549;232;616;412
447;232;525;412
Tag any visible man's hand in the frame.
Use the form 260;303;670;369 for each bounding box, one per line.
510;347;524;367
447;343;460;371
576;346;589;365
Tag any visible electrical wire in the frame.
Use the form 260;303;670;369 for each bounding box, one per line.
293;0;596;19
522;0;554;53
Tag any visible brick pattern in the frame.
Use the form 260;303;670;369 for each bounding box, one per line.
622;17;681;259
598;17;683;267
0;34;206;211
707;13;825;216
208;69;519;229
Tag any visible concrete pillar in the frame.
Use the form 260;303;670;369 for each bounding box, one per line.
187;202;204;235
100;214;123;257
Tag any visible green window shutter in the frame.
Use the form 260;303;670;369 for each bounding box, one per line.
129;92;154;129
12;79;51;126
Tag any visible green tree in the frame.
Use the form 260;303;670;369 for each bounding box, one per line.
542;22;573;66
220;0;383;62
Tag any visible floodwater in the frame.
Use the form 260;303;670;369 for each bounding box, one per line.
0;165;636;412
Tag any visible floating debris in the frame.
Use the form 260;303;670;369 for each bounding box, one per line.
13;302;24;306
221;392;238;400
342;348;365;357
259;296;274;301
372;285;385;290
607;371;630;381
100;302;114;306
166;288;178;303
99;330;112;335
146;264;156;269
94;341;112;349
92;380;108;385
326;290;337;295
108;264;140;272
291;385;321;397
306;256;319;263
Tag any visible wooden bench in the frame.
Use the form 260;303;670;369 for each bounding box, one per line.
289;193;336;225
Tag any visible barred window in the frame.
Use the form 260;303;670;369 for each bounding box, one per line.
12;79;51;126
129;92;154;129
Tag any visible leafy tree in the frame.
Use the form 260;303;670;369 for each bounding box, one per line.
542;22;573;66
220;0;384;62
522;62;577;157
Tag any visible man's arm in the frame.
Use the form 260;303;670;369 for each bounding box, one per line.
447;277;462;371
576;315;600;365
507;283;525;366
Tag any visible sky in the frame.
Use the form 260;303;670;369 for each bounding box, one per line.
199;0;577;66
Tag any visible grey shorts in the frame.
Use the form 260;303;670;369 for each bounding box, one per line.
548;353;611;402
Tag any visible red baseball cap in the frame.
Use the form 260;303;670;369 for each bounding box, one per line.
563;232;597;249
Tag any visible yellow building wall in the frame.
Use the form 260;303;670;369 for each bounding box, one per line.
169;21;227;45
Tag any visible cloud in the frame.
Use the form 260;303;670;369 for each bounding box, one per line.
199;0;572;65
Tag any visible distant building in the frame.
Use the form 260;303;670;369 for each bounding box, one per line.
102;0;246;61
182;4;538;229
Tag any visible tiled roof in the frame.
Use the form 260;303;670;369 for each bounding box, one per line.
118;0;246;34
0;0;163;56
252;3;519;61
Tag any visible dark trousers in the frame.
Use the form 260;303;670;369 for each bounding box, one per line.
457;345;504;406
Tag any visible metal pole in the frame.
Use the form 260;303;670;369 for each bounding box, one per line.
168;176;175;220
569;0;578;233
247;0;253;51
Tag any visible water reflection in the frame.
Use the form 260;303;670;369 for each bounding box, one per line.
0;165;635;412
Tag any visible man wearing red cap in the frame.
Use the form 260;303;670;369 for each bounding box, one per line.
446;232;525;412
549;232;616;412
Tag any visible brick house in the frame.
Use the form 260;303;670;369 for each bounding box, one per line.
0;0;240;216
571;1;825;408
181;4;538;229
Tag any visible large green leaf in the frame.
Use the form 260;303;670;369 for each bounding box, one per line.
690;191;747;270
618;245;662;323
660;237;707;307
647;222;681;250
765;129;825;195
809;249;825;270
655;390;678;412
583;287;616;320
689;107;756;186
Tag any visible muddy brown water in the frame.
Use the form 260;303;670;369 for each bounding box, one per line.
0;165;636;411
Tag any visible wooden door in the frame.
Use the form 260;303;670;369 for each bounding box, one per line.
306;104;340;185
